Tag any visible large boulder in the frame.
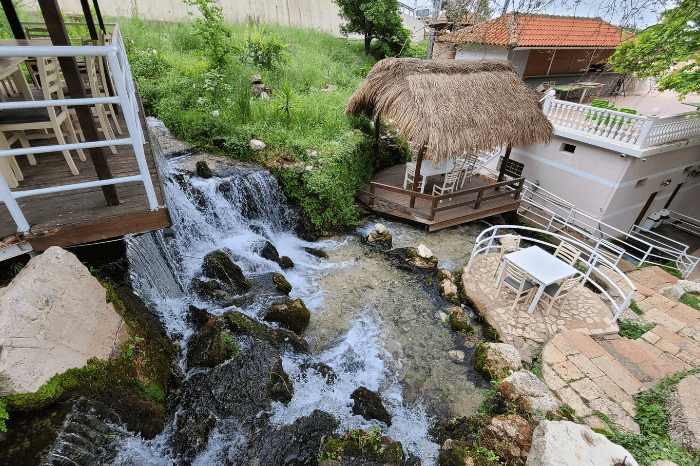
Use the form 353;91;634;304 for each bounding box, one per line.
499;370;560;415
526;420;639;466
350;386;392;426
366;223;392;249
449;308;473;334
259;240;280;264
201;250;252;294
440;279;460;304
475;342;523;380
263;298;311;334
185;307;230;371
668;373;700;451
272;273;292;294
320;430;404;465
478;415;533;463
0;247;127;395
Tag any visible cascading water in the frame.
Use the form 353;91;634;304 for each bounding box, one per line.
113;119;468;465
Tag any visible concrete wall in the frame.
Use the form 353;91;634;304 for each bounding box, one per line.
38;0;424;41
601;147;700;229
455;44;508;61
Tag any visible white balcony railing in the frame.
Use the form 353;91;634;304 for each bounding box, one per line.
542;96;700;152
0;25;159;235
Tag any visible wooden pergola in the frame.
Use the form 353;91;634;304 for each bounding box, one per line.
0;0;119;207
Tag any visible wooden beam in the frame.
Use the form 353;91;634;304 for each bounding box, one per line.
410;144;425;208
1;0;27;39
80;0;99;40
38;0;120;207
496;143;513;191
92;0;106;34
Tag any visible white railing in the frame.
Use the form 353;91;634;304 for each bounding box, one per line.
0;25;158;235
542;96;700;150
466;225;637;323
665;210;700;238
513;179;700;278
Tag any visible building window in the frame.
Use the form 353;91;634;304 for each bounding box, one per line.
635;178;647;187
560;143;576;154
498;157;524;177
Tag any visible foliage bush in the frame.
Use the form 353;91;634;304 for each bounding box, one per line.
618;320;655;339
680;293;700;311
232;21;289;69
183;0;231;67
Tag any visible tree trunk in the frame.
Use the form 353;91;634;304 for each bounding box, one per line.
364;34;372;55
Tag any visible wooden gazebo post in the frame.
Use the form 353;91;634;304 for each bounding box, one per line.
38;0;120;206
0;0;26;39
496;143;513;191
409;143;426;208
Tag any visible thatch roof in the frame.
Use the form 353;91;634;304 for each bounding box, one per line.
346;58;554;163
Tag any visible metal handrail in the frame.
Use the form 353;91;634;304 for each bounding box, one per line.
466;225;636;323
0;31;159;235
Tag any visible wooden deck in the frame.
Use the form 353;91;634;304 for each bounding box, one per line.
358;164;523;232
0;87;170;252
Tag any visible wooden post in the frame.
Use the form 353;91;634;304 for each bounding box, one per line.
514;178;525;201
38;0;119;206
496;144;512;191
92;0;107;34
1;0;27;39
371;114;381;160
410;144;425;208
474;188;485;210
80;0;99;40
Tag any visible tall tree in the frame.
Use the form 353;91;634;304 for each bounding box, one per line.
610;0;700;97
443;0;494;22
334;0;411;55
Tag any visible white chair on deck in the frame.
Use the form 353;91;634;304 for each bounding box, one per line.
404;164;426;192
554;242;581;266
496;261;537;310
456;152;479;187
537;274;582;315
431;167;461;201
494;234;521;276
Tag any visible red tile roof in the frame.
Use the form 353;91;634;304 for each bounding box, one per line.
440;13;624;48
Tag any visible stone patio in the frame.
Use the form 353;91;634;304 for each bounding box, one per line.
461;254;618;357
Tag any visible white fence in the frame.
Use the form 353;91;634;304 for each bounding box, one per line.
514;179;700;278
0;24;158;235
466;225;637;323
542;96;700;149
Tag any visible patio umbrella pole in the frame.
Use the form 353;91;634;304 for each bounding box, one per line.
410;143;425;208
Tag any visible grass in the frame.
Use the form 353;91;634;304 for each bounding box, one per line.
114;16;423;236
629;300;644;315
618;320;656;339
639;260;683;279
607;367;700;466
680;293;700;311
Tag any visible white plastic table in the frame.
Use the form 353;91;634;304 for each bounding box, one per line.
497;246;579;314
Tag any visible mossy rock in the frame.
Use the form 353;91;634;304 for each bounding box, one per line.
185;312;229;371
320;430;404;464
474;342;523;380
350;386;392;426
449;309;474;334
278;255;294;269
273;273;292;294
222;310;310;354
195;160;213;178
439;443;500;466
202;250;251;294
440;279;461;305
437;268;455;282
457;276;501;342
405;247;438;269
263;298;310;334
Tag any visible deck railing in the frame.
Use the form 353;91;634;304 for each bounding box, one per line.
466;225;637;323
512;179;700;278
0;24;159;235
365;177;525;221
542;96;700;150
665;210;700;237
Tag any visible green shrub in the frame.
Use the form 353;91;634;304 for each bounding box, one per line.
618;320;656;339
629;300;643;315
232;21;289;69
183;0;232;67
0;398;7;432
127;47;172;81
171;23;203;52
680;293;700;311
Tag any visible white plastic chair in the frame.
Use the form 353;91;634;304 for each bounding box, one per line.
554;242;581;266
493;234;521;276
432;167;461;201
496;261;537;310
404;164;426;192
538;274;582;315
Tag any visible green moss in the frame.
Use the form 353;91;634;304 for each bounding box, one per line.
320;428;403;463
220;331;241;357
456;279;501;341
474;342;488;375
437;268;454;281
272;273;292;294
449;310;474;334
618;320;656;340
629;300;644;315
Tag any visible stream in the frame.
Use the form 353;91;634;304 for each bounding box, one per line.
50;119;492;465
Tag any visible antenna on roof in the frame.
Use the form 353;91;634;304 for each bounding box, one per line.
501;0;510;16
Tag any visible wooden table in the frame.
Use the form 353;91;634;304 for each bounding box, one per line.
0;56;34;101
497;246;579;314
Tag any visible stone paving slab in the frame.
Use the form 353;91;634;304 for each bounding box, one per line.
461;254;617;357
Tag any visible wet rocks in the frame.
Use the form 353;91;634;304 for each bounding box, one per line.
407;245;438;269
668;373;700;450
478;415;532;463
223;310;310;354
350;386;392;426
437;268;456;282
300;362;337;384
259;240;280;263
305;246;329;259
438;440;499;466
273;272;292;294
263;298;311;334
449;308;474;334
279;255;295;269
526;420;639;466
195;160;214;178
367;223;392;249
320;430;404;465
202;249;252;294
440;279;460;304
499;370;560;415
474;342;523;380
185;307;230;370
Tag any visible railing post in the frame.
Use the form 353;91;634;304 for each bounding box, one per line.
430;197;439;220
637;108;660;148
583;253;597;284
613;290;636;324
106;51;159;210
639;246;652;267
369;183;375;207
0;171;30;233
474;188;485;210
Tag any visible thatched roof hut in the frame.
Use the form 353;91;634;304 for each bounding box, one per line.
346;58;554;164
